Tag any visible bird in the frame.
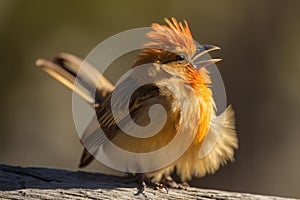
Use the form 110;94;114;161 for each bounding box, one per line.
36;17;238;193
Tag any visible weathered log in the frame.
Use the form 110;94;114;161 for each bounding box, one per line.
0;164;295;200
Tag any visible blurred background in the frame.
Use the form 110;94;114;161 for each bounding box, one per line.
0;0;300;198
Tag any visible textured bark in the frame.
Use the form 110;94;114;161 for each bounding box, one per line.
0;164;295;200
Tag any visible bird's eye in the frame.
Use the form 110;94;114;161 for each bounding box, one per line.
175;54;185;61
196;46;204;54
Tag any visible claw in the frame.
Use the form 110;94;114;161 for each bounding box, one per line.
153;183;169;193
132;173;169;195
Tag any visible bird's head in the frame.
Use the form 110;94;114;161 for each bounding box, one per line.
134;18;221;73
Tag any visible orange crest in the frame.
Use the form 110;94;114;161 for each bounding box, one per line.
145;18;197;58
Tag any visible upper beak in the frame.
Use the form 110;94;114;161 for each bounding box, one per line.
203;45;220;51
192;45;220;63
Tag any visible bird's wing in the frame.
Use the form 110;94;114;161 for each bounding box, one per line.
79;81;165;168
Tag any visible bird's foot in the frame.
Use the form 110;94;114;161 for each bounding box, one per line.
130;174;168;195
145;179;168;193
160;175;189;190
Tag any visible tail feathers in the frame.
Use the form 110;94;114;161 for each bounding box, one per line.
79;148;94;168
36;53;114;105
36;53;115;168
153;105;238;181
199;105;238;174
78;115;101;168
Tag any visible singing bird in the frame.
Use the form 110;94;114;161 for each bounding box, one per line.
36;18;238;192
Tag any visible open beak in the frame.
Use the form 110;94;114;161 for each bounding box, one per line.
192;45;220;63
191;45;221;68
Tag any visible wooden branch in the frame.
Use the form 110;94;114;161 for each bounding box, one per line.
0;164;294;200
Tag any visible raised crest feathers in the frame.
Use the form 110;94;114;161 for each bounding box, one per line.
146;17;197;57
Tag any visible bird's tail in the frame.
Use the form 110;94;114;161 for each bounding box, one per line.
36;53;114;106
36;53;115;168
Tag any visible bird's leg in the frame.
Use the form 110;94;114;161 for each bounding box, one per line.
160;175;190;190
134;173;147;195
124;173;136;183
